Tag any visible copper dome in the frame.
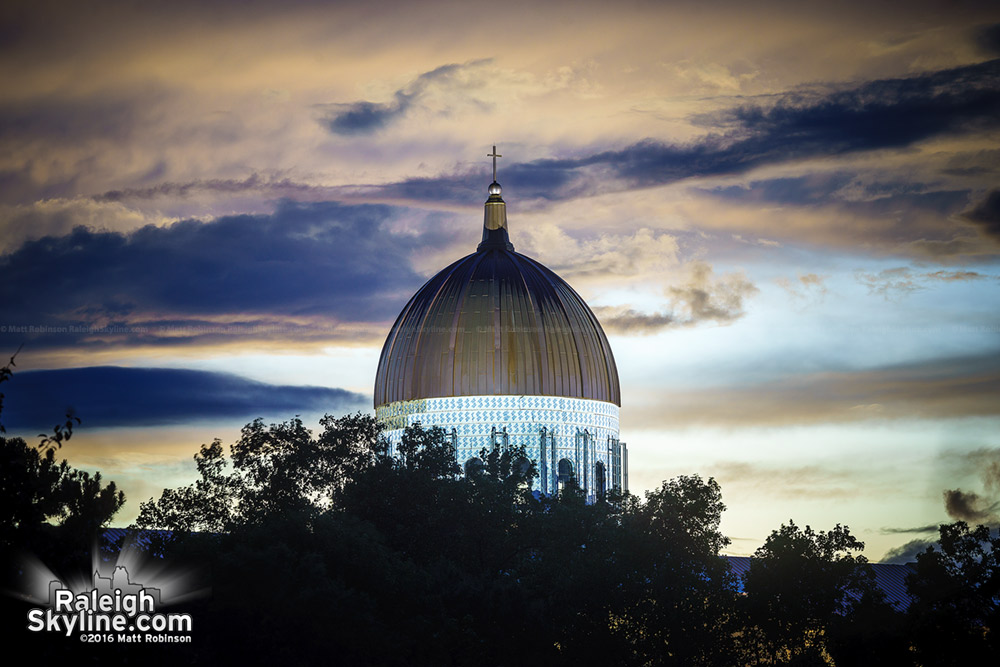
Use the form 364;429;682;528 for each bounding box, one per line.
374;181;620;408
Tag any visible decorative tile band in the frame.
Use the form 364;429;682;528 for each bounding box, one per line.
376;395;619;439
376;394;624;499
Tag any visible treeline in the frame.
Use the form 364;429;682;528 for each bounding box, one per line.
124;416;997;666
2;372;998;665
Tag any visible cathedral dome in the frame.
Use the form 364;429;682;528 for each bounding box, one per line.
373;148;627;499
373;180;620;409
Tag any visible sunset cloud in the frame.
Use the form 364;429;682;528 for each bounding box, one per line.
594;261;758;334
856;266;994;299
962;188;1000;240
628;351;1000;428
0;201;438;352
943;488;1000;523
1;366;366;431
775;273;828;301
320;60;493;135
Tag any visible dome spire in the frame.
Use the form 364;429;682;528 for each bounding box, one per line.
478;144;514;251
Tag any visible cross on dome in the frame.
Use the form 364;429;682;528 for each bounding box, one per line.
487;145;502;182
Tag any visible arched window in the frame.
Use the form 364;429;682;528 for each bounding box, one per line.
557;458;574;492
464;457;485;477
513;455;533;490
595;461;607;501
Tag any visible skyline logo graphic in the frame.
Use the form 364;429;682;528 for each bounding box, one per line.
25;562;194;644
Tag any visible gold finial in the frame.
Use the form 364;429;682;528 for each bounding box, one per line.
479;144;512;251
487;145;502;182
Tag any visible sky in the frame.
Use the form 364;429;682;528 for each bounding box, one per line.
1;0;999;561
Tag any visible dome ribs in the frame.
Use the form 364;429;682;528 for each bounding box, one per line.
374;247;620;407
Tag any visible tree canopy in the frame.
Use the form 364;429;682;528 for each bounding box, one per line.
3;354;998;665
127;413;997;666
1;352;124;563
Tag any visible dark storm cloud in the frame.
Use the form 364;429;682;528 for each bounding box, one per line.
0;200;436;349
514;56;1000;192
77;59;1000;213
882;538;937;564
703;174;967;213
681;174;993;258
93;160;576;208
369;59;1000;204
880;525;940;535
93;171;483;208
943;488;1000;524
691;58;1000;161
938;448;1000;527
324;98;412;135
977;23;1000;56
962;189;1000;240
320;60;491;135
1;366;367;430
93;174;328;203
984;457;1000;494
653;57;1000;178
377;157;583;205
705;173;857;204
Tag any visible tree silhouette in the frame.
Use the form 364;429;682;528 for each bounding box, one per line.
10;341;1000;664
1;350;126;666
741;521;887;665
123;407;1000;665
906;521;1000;666
0;351;124;557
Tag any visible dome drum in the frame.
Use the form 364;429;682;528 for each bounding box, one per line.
376;394;627;499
